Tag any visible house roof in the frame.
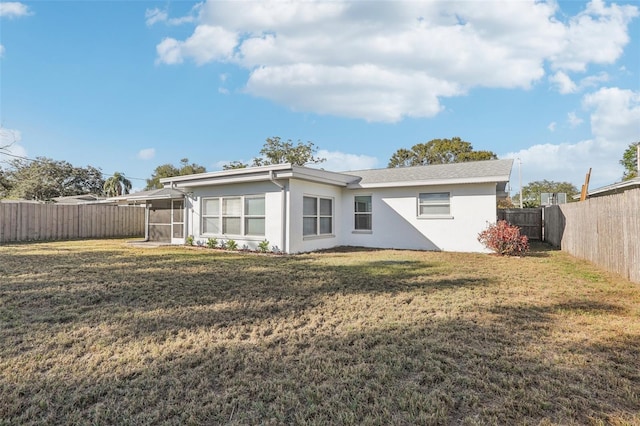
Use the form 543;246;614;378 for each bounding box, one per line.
161;163;358;188
148;159;513;191
587;177;640;198
344;159;514;189
108;187;187;203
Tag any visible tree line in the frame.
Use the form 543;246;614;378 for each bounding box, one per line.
1;138;637;203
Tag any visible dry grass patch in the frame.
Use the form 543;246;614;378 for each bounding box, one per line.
1;240;639;425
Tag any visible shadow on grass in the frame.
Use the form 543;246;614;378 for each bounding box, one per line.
1;243;638;425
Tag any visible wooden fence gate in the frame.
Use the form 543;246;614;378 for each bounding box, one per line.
497;208;543;240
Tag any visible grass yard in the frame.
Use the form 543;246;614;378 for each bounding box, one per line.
0;240;639;425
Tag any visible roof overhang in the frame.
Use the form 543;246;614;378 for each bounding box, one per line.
347;175;511;189
587;177;640;198
161;164;358;189
108;188;186;204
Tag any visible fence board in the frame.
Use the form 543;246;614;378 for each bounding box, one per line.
545;188;640;283
0;203;144;243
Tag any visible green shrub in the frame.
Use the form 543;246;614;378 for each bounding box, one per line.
478;220;529;256
206;237;217;249
185;235;195;246
226;239;238;250
258;239;270;253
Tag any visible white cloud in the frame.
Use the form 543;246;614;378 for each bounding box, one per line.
567;112;584;127
0;2;30;18
548;122;557;132
145;5;198;27
0;127;28;164
145;8;168;26
137;148;156;160
503;86;640;189
0;44;4;58
316;150;379;172
549;71;577;94
153;0;638;122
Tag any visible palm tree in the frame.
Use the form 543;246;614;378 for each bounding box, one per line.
103;172;132;197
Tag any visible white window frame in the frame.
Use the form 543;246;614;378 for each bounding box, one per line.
303;195;334;237
244;195;266;236
417;192;452;218
354;194;372;232
201;195;266;237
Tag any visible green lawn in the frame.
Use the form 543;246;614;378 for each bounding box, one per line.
0;240;638;425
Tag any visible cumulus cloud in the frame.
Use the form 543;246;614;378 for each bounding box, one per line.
137;148;156;160
316;150;379;172
548;122;557;132
0;2;30;18
153;0;638;122
503;87;640;189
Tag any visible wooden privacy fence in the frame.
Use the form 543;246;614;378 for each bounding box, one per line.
544;188;640;284
497;208;543;240
0;202;145;243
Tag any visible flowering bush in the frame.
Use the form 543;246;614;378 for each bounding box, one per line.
478;220;529;256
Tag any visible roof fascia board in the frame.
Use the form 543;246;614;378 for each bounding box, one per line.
348;175;511;189
160;163;294;185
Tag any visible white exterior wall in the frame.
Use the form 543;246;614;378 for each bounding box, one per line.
341;183;498;252
287;179;344;253
186;181;285;251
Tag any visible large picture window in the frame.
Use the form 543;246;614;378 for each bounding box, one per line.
303;196;333;236
201;195;265;236
354;195;372;230
418;192;450;216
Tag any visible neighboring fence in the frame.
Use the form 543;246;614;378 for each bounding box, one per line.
497;208;543;240
0;202;145;243
544;188;640;283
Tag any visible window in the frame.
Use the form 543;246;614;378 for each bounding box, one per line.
418;192;450;216
303;196;333;236
245;196;265;236
202;198;220;234
201;195;265;236
354;195;372;230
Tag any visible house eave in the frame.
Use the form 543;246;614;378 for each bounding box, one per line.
347;175;511;189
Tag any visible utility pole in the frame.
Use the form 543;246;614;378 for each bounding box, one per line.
518;158;523;208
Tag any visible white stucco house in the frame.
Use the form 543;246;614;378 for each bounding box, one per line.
118;159;513;253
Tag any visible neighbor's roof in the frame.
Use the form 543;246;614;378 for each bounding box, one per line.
588;177;640;198
108;187;187;203
345;159;514;188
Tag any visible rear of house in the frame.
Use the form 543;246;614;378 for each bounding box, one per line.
116;159;513;253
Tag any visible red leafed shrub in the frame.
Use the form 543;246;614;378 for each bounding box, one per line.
478;220;529;256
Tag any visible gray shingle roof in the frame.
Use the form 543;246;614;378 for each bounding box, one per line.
345;159;513;188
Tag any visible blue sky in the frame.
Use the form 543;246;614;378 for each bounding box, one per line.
1;0;639;193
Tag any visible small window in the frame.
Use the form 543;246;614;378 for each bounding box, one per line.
303;196;333;236
222;197;242;235
418;192;450;216
245;196;265;236
354;195;372;230
202;198;220;234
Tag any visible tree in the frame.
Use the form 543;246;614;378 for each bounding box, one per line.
222;161;249;170
3;157;105;201
388;137;497;167
620;141;639;181
103;172;132;197
223;137;325;170
512;180;578;207
145;158;206;190
252;137;325;167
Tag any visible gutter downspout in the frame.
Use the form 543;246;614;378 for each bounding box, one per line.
270;170;287;253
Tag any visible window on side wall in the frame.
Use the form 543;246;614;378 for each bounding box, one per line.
201;195;265;236
418;192;450;217
354;195;372;231
303;196;333;236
